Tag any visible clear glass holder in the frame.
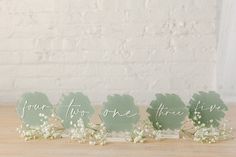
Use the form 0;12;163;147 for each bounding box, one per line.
106;132;129;142
156;129;180;139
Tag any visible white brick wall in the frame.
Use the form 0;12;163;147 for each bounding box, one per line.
0;0;218;105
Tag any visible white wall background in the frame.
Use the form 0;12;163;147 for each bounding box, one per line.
0;0;218;105
217;0;236;103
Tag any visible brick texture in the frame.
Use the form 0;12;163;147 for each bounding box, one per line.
0;0;218;105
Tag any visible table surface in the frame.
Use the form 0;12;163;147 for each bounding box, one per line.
0;105;235;157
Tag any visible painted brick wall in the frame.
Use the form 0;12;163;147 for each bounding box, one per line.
0;0;218;105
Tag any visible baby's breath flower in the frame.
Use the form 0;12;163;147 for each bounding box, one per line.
193;120;233;144
127;119;163;143
17;115;63;141
17;122;62;141
68;119;107;145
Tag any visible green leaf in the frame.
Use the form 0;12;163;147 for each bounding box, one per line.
16;92;53;127
188;91;228;127
56;92;94;128
100;94;139;132
147;93;188;130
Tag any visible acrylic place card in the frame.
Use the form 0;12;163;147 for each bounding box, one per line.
100;94;140;141
188;91;228;127
147;93;188;139
187;91;232;143
100;94;140;132
56;92;95;129
16;92;53;127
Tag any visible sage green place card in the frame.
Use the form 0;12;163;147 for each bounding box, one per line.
188;91;228;127
56;92;94;128
100;94;139;132
147;93;188;130
16;92;53;127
